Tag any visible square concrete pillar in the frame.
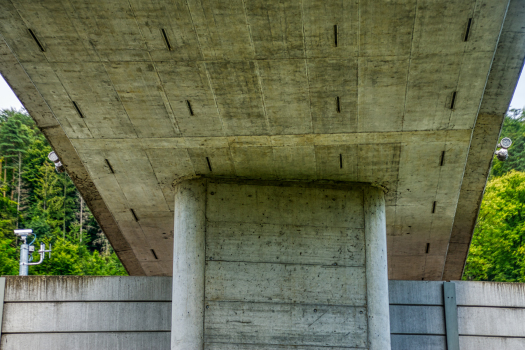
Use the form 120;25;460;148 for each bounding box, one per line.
172;179;390;350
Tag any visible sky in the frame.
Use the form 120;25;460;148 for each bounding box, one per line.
0;74;23;111
1;69;525;112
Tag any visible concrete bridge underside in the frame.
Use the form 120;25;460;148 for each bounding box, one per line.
0;0;524;280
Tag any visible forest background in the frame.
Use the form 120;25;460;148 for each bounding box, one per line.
0;107;524;280
0;108;126;275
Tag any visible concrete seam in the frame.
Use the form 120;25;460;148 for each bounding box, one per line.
0;277;5;340
363;189;370;349
443;282;460;350
400;0;418;132
202;179;208;350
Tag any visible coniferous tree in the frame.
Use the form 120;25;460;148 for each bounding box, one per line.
0;108;126;276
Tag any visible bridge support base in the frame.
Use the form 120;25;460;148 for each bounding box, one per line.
171;178;390;350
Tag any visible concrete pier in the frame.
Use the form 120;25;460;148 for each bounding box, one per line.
171;179;390;349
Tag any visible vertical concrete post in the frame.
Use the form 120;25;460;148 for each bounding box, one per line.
364;187;391;350
0;277;5;339
171;179;206;350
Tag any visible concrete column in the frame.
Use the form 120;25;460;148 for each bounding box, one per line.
172;179;390;349
364;187;391;350
171;179;206;350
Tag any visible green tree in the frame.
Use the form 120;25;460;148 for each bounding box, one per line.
491;109;525;177
464;171;525;282
0;108;127;276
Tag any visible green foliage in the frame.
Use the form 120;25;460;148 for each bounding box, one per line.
0;109;127;276
490;109;525;177
464;171;525;282
464;109;525;282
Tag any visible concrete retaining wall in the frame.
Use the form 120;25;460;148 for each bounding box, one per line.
390;280;525;350
0;276;172;350
1;277;525;349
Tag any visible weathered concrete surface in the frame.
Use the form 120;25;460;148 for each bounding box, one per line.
0;0;523;280
389;280;525;350
173;179;390;349
443;0;525;280
365;187;391;350
1;277;525;350
1;276;172;350
171;179;206;350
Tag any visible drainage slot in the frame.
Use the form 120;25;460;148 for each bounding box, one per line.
440;151;445;166
130;209;139;222
339;154;343;169
426;243;430;254
206;157;213;172
336;96;341;113
28;29;45;52
72;101;85;118
450;91;457;109
105;159;115;174
186;100;194;116
151;249;158;260
464;18;472;42
334;25;338;47
432;201;437;214
161;28;172;50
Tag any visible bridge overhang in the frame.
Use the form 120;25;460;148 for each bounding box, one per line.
0;0;524;279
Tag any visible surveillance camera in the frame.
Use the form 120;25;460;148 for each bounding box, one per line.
14;229;33;236
500;137;512;149
495;148;509;161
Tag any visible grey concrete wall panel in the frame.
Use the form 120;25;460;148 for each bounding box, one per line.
204;301;367;348
389;305;446;335
171;179;206;350
391;335;446;350
460;336;525;350
388;280;525;350
2;302;171;333
389;280;444;305
205;345;353;350
206;222;365;266
364;187;391;350
197;180;389;348
205;261;367;306
1;332;170;350
3;276;172;301
455;281;525;307
458;307;525;337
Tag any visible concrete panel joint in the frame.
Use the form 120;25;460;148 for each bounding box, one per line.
444;282;459;350
0;277;5;339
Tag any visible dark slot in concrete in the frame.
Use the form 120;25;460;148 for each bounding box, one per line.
186;100;194;116
28;29;45;52
206;157;212;172
105;159;114;174
72;101;85;118
464;18;472;42
131;209;139;222
151;249;158;259
161;28;172;50
450;91;457;109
